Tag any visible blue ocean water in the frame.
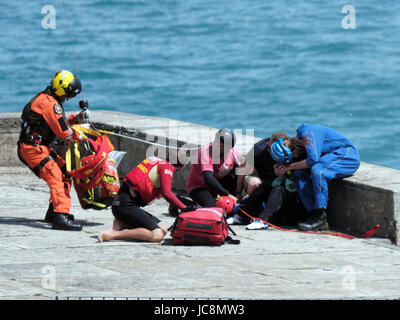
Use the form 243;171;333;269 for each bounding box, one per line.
1;1;400;169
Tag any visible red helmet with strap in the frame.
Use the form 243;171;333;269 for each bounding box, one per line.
215;195;236;214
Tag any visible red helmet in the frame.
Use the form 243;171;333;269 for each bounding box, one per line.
215;196;235;214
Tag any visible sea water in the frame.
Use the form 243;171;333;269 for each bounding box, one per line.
1;1;400;169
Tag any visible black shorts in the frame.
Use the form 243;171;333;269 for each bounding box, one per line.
111;184;161;231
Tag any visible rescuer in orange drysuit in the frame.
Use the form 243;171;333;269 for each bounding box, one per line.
17;70;88;231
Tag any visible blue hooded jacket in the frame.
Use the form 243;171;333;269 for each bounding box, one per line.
297;124;358;168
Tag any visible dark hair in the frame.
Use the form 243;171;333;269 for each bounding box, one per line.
270;132;289;143
287;136;309;157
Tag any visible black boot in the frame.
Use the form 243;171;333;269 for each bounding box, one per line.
44;203;54;223
297;209;329;231
52;212;82;231
44;203;74;223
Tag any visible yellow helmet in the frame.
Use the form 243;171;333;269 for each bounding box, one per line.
51;70;81;98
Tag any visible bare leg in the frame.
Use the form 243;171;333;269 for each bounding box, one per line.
158;222;168;235
98;225;165;243
97;219;123;242
101;218;130;231
246;178;262;196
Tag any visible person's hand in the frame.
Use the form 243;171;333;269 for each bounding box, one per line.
227;194;238;203
77;109;90;123
274;164;289;176
72;129;84;142
233;189;242;203
181;204;198;212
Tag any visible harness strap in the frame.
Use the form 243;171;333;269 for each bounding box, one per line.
71;124;101;138
32;149;58;177
227;224;237;236
224;235;240;245
17;140;58;178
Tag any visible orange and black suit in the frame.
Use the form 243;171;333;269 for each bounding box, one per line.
18;86;77;215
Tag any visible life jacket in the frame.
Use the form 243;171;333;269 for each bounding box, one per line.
123;156;165;205
66;125;122;210
20;87;64;144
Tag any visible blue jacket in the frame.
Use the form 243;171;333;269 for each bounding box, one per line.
297;124;358;168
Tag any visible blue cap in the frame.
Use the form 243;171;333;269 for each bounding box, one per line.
270;138;292;164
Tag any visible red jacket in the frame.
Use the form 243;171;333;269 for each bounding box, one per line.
124;157;185;209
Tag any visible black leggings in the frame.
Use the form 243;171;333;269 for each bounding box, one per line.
112;184;161;231
189;188;216;207
240;183;307;225
189;172;237;207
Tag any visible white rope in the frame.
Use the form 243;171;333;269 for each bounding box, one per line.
102;131;201;151
62;0;84;100
61;1;200;152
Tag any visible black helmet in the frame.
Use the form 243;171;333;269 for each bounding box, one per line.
215;128;236;148
65;76;82;99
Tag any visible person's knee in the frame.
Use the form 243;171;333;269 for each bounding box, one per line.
246;177;262;195
310;165;326;182
158;222;168;235
271;185;285;195
150;228;165;242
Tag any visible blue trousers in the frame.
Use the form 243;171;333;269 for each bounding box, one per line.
296;147;360;212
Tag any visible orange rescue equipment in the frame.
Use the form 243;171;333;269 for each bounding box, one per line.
66;125;122;210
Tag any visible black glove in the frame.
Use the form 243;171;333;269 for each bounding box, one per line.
77;109;90;123
180;204;198;213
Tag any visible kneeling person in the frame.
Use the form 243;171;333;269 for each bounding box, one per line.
98;156;187;242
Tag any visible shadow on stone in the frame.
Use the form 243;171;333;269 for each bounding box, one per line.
0;217;103;230
0;216;51;230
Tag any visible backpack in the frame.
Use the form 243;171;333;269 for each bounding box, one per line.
170;207;239;246
66;125;124;210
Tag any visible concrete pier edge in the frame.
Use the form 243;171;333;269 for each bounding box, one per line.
1;110;399;245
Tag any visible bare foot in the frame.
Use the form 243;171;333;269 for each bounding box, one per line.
98;229;116;242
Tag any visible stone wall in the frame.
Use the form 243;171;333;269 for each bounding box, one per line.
2;111;399;244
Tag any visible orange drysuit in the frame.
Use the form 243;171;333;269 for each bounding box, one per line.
18;87;78;215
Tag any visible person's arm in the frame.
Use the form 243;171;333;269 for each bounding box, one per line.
301;127;324;168
236;172;246;196
236;164;257;192
39;102;73;140
288;160;309;171
236;159;248;192
274;160;310;176
68;109;90;125
203;170;238;202
159;164;186;209
203;171;230;197
197;144;230;196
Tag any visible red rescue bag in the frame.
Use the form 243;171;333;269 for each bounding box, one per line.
66;126;122;210
170;207;239;246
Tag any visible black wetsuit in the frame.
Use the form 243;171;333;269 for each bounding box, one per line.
239;138;306;225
